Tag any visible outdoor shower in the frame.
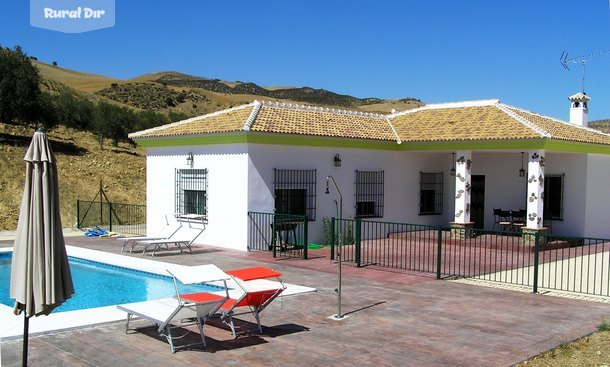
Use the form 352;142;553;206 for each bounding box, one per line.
325;175;345;320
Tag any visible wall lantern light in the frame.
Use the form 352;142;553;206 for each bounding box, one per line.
186;152;194;167
519;152;526;177
334;154;342;167
450;152;456;176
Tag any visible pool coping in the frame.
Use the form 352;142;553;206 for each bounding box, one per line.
0;246;315;340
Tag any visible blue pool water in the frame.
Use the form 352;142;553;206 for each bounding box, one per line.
0;252;221;312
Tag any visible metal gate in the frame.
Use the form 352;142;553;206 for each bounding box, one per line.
247;212;308;259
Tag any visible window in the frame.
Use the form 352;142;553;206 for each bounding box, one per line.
274;169;316;220
275;189;306;216
355;170;384;218
419;172;443;215
544;174;564;220
175;169;207;216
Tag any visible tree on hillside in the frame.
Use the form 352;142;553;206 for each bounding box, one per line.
54;90;94;130
33;91;59;130
0;46;43;126
134;110;169;133
168;111;188;122
95;102;137;147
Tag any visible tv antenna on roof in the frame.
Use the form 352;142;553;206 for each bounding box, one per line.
560;49;610;92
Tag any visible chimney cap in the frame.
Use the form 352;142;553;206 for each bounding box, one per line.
569;92;590;102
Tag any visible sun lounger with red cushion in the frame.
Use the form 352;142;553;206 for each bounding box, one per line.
116;265;230;353
219;266;286;338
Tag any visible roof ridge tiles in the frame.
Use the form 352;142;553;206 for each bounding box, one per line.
243;100;262;131
500;104;567;123
503;103;610;138
259;100;385;118
495;103;551;138
385;116;402;144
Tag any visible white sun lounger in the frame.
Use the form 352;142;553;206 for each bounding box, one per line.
141;238;194;257
139;226;205;257
117;265;231;353
117;224;181;253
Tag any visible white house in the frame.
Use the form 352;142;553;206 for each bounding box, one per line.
129;94;610;251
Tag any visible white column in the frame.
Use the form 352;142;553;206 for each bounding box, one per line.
454;151;472;224
525;150;545;229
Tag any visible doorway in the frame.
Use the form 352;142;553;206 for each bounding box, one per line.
470;175;485;229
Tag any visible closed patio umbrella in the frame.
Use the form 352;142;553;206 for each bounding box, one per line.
10;128;74;367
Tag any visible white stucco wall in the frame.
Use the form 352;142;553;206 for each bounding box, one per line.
247;144;454;245
547;153;587;236
584;154;610;238
146;144;250;251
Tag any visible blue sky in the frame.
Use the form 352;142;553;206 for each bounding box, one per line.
2;1;610;121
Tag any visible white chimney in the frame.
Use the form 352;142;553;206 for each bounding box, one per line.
569;92;590;127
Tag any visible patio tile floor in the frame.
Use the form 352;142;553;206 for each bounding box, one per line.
1;236;609;366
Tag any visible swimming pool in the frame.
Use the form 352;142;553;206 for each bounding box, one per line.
0;252;221;312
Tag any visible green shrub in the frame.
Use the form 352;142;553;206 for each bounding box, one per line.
344;221;355;246
322;217;333;247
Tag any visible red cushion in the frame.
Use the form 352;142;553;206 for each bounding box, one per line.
225;266;282;281
181;292;225;303
220;298;238;312
220;289;284;311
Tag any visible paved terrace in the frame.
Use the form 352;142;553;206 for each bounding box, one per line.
1;235;610;367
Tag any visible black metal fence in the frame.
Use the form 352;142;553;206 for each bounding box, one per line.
331;218;610;298
331;218;439;273
77;200;146;236
247;212;308;259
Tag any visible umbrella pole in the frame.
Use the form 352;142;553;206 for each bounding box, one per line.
22;312;28;367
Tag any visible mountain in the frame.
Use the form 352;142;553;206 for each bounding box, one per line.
34;62;424;116
153;72;388;107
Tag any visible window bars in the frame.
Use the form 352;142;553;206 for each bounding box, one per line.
175;169;208;216
355;170;384;218
419;172;443;215
273;169;316;220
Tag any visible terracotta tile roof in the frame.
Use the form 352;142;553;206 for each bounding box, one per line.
251;102;396;141
387;100;610;145
128;104;254;139
129;101;397;141
388;102;541;142
129;99;610;148
502;105;610;145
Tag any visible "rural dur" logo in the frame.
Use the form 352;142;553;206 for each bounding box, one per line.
30;0;115;33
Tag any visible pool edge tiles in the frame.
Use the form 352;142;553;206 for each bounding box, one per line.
65;245;186;276
0;304;126;340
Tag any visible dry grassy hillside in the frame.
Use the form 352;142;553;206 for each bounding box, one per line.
0;123;145;231
358;98;424;114
34;61;120;93
589;119;610;134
